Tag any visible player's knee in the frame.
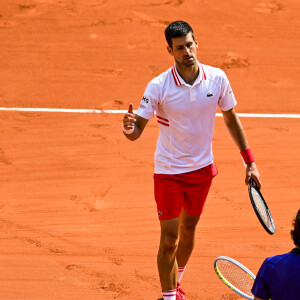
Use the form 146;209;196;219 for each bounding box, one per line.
160;233;178;254
180;224;197;239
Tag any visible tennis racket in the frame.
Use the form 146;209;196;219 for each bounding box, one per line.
248;177;275;235
214;256;256;300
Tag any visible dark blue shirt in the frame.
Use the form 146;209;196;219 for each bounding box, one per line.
251;248;300;300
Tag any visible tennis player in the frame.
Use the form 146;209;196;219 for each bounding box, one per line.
252;209;300;300
122;20;261;300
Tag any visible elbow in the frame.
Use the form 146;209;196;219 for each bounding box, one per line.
224;119;234;130
123;131;140;141
127;135;139;141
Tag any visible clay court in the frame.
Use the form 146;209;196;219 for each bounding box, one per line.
0;0;299;299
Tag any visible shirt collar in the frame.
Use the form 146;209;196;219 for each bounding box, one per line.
171;61;206;87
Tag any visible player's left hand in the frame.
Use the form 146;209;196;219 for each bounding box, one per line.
245;162;261;188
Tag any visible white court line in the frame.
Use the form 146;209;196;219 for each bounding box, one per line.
0;107;299;118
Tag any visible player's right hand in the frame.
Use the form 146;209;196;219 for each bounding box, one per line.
123;103;136;130
246;162;261;189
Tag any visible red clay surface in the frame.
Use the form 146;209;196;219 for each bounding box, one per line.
0;1;299;299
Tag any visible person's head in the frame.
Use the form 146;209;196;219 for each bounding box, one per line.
291;209;300;248
165;21;195;48
165;21;198;68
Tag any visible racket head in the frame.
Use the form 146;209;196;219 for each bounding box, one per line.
248;177;276;235
214;256;256;300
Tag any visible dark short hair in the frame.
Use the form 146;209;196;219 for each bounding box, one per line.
165;20;194;48
291;209;300;247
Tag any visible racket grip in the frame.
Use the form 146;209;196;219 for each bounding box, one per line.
240;148;255;165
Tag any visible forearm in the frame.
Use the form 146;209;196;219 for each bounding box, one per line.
223;110;249;151
222;108;261;186
122;110;148;141
224;112;255;165
123;125;143;141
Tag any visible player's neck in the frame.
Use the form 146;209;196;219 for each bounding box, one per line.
175;61;199;86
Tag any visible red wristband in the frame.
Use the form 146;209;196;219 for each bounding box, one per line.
240;148;255;165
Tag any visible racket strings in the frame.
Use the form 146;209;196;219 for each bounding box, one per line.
217;260;254;295
250;187;274;230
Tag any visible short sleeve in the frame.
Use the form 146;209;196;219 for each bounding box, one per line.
251;259;274;300
218;71;237;111
136;80;160;120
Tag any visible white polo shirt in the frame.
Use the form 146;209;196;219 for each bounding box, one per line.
137;61;237;174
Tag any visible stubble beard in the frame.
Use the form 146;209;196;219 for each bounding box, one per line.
177;57;196;69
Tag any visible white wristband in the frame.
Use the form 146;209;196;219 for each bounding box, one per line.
122;123;135;135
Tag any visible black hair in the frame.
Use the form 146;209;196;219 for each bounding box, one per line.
291;209;300;247
165;20;194;48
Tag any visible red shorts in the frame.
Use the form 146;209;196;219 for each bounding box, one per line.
154;163;218;220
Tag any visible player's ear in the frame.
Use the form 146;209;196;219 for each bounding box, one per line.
195;37;198;48
167;46;174;56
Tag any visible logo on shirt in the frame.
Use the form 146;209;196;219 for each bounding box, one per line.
158;211;163;216
142;96;149;103
207;93;214;97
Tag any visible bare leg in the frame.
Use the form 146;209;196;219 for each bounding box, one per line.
157;210;200;291
176;208;200;268
157;217;180;291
